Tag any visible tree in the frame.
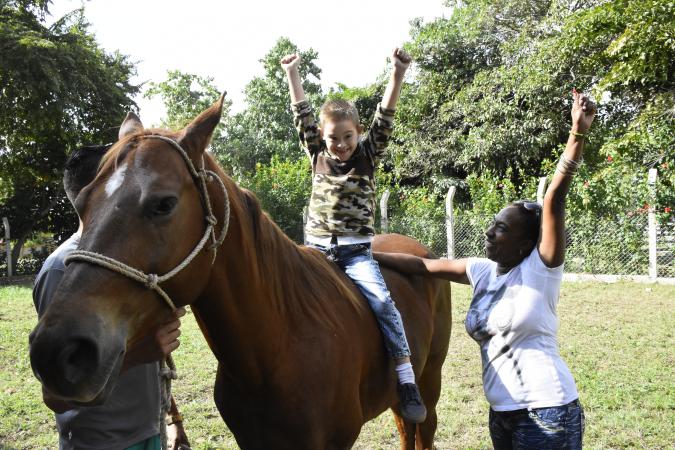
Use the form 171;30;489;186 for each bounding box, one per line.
388;0;673;216
224;37;323;175
0;3;138;269
144;70;231;161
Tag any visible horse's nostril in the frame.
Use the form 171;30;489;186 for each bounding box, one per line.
59;338;98;385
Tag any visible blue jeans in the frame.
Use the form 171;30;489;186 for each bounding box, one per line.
308;242;411;359
489;399;585;449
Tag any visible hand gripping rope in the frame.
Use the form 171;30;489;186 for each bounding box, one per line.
64;135;230;449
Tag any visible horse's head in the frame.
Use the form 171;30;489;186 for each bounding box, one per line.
29;95;227;405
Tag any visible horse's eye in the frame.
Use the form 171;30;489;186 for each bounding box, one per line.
152;196;178;216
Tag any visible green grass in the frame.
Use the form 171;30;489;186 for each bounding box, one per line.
1;281;673;449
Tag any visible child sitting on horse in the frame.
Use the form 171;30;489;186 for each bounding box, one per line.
281;47;426;423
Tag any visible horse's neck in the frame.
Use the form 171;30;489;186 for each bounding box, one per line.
190;179;306;372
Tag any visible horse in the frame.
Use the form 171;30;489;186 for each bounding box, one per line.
29;96;452;450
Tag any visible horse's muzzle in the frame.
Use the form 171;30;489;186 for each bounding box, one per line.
29;313;125;404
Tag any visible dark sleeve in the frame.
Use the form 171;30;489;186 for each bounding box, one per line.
32;268;65;318
363;102;396;163
291;100;324;157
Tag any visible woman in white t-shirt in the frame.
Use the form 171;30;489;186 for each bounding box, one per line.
375;90;596;449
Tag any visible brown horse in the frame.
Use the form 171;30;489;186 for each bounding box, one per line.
29;96;452;449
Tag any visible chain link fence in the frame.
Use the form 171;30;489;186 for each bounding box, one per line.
387;206;675;280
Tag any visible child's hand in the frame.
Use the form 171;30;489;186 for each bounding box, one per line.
280;53;301;72
392;47;412;73
571;88;597;133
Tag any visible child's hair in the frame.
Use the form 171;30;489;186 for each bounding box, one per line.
319;99;360;127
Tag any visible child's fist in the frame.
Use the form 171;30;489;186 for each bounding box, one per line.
280;53;301;72
392;47;412;71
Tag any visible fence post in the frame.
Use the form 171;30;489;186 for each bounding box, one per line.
302;206;308;244
2;217;10;277
446;187;456;259
648;168;658;279
537;177;547;204
380;190;390;234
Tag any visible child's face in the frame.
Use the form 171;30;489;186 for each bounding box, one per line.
321;118;361;162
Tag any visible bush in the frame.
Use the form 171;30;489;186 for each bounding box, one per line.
0;256;45;276
238;156;312;243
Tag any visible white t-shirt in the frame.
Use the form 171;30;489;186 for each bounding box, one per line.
466;248;578;411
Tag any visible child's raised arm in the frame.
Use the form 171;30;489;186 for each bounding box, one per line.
381;48;412;110
281;53;306;104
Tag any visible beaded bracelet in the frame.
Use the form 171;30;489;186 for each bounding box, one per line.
570;130;586;138
556;154;582;176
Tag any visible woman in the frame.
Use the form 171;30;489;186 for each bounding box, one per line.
375;90;596;449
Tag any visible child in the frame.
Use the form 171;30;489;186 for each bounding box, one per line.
281;48;426;423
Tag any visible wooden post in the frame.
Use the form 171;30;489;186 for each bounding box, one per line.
2;217;10;277
648;168;658;279
380;190;390;234
537;177;547;204
446;187;456;259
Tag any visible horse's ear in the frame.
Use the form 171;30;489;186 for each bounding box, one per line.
178;93;226;157
119;112;144;140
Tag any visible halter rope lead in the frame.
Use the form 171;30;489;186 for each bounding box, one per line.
64;135;230;450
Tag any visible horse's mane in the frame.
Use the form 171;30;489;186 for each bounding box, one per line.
204;153;369;332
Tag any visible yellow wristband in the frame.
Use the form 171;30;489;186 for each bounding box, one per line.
570;130;586;138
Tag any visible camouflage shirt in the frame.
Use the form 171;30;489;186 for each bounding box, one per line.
292;100;396;238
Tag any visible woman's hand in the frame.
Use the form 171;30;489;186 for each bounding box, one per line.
571;89;597;133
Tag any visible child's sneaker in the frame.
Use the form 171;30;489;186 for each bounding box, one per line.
397;382;427;423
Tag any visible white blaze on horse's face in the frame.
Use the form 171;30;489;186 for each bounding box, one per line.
105;162;128;197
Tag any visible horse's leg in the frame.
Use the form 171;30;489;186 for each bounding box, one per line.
392;411;416;450
415;409;437;450
413;352;445;449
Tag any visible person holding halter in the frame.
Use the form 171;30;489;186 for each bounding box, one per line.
32;143;191;450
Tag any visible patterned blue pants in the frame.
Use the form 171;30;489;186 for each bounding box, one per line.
308;242;411;359
489;399;584;449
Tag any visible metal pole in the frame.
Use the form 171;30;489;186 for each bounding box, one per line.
445;187;456;259
2;217;11;277
647;168;658;279
380;190;390;234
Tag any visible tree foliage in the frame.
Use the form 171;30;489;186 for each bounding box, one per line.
223;37;324;175
388;0;673;216
0;3;138;265
144;70;231;162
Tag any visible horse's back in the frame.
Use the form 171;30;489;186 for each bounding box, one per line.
372;233;437;258
373;233;452;394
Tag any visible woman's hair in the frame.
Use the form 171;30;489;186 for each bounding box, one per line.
319;99;360;127
509;200;542;246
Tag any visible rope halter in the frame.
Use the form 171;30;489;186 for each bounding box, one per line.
64;134;231;311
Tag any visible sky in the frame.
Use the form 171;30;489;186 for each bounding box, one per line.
48;0;451;126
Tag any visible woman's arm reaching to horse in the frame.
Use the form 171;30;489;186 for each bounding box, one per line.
374;252;470;284
538;90;596;268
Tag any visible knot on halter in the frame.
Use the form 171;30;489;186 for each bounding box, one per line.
159;366;178;380
206;214;217;226
198;169;212;182
145;273;160;290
